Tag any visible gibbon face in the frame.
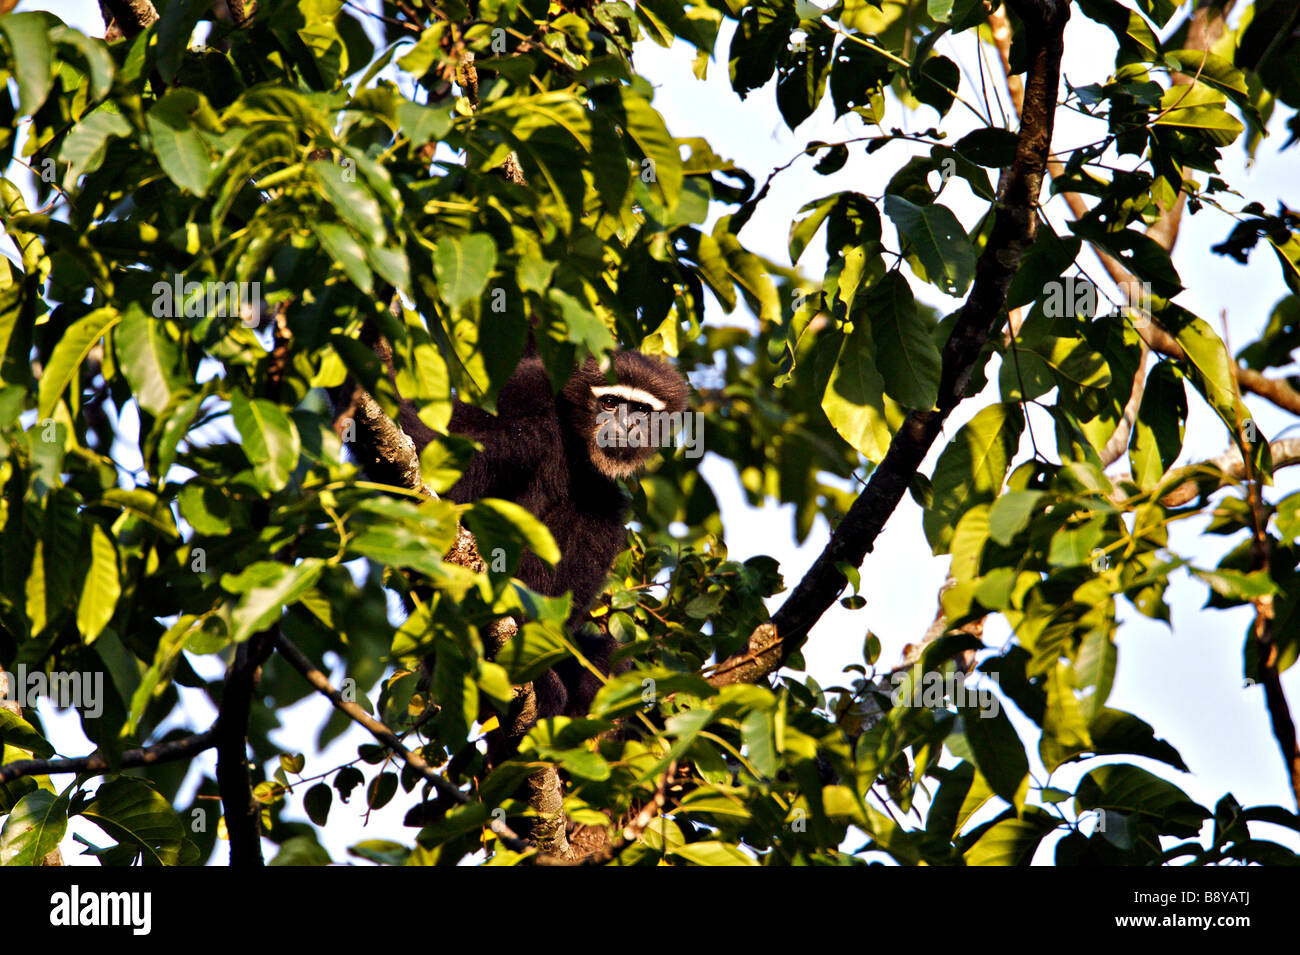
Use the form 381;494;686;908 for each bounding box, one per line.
562;352;690;480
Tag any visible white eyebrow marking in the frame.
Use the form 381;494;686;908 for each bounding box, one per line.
591;384;666;411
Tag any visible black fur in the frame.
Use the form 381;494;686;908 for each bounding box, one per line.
398;353;688;716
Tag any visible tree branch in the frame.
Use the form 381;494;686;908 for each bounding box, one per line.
270;630;533;854
227;0;253;28
0;727;218;785
99;0;158;41
708;0;1072;686
1154;438;1300;508
1261;655;1300;809
216;631;274;867
536;760;676;866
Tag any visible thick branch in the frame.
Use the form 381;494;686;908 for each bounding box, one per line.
331;321;435;498
525;766;570;857
536;761;676;867
1261;658;1300;809
1155;438;1300;507
708;0;1071;686
216;632;274;867
99;0;158;40
227;0;253;27
0;727;217;784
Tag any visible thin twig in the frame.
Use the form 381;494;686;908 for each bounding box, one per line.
270;630;533;854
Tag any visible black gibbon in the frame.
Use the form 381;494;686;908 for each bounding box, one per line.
395;351;690;717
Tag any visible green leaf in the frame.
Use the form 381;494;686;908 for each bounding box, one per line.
102;488;180;538
367;244;410;295
775;22;833;129
1088;708;1187;772
59;104;133;182
620;87;683;212
115;305;184;417
229;390;301;493
396;100;452;146
366;772;399;810
741;707;777;778
1136;0;1178;28
962;815;1056;865
0;12;54;117
884;195;975;296
821;322;891;462
1074;764;1207;836
467;499;561;566
669;841;758;866
1004;230;1082;310
1161;50;1253;115
270;835;333;866
415;801;489;846
960;697;1029;811
37;307;119;420
589;669;715;718
924;403;1024;553
496;622;569;684
987;489;1043;546
1001;328;1112;401
1192;567;1278;601
1153;83;1243;147
304;783;332;826
924;761;976;842
1129;361;1186;489
0;709;55;759
864;272;940;409
147;90;216;196
789;193;838;265
1075;0;1158;59
154;0;209;83
1269;232;1300;298
155;391;205;477
82;777;186;866
434;234;497;309
77;524;120;643
949;504;990;582
313;222;372;294
1040;662;1093;771
1048;515;1105;567
547;288;615;355
1161;305;1251;447
0;789;68;865
226;559;324;643
50;26;115;101
127;615;200;735
311;159;385;244
913;54;959;117
952;128;1019;168
349;839;408;866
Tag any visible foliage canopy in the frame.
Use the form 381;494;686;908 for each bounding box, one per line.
1;0;1299;866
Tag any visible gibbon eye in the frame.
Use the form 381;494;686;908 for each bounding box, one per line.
599;395;620;411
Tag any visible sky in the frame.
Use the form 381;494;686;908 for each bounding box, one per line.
7;0;1300;864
